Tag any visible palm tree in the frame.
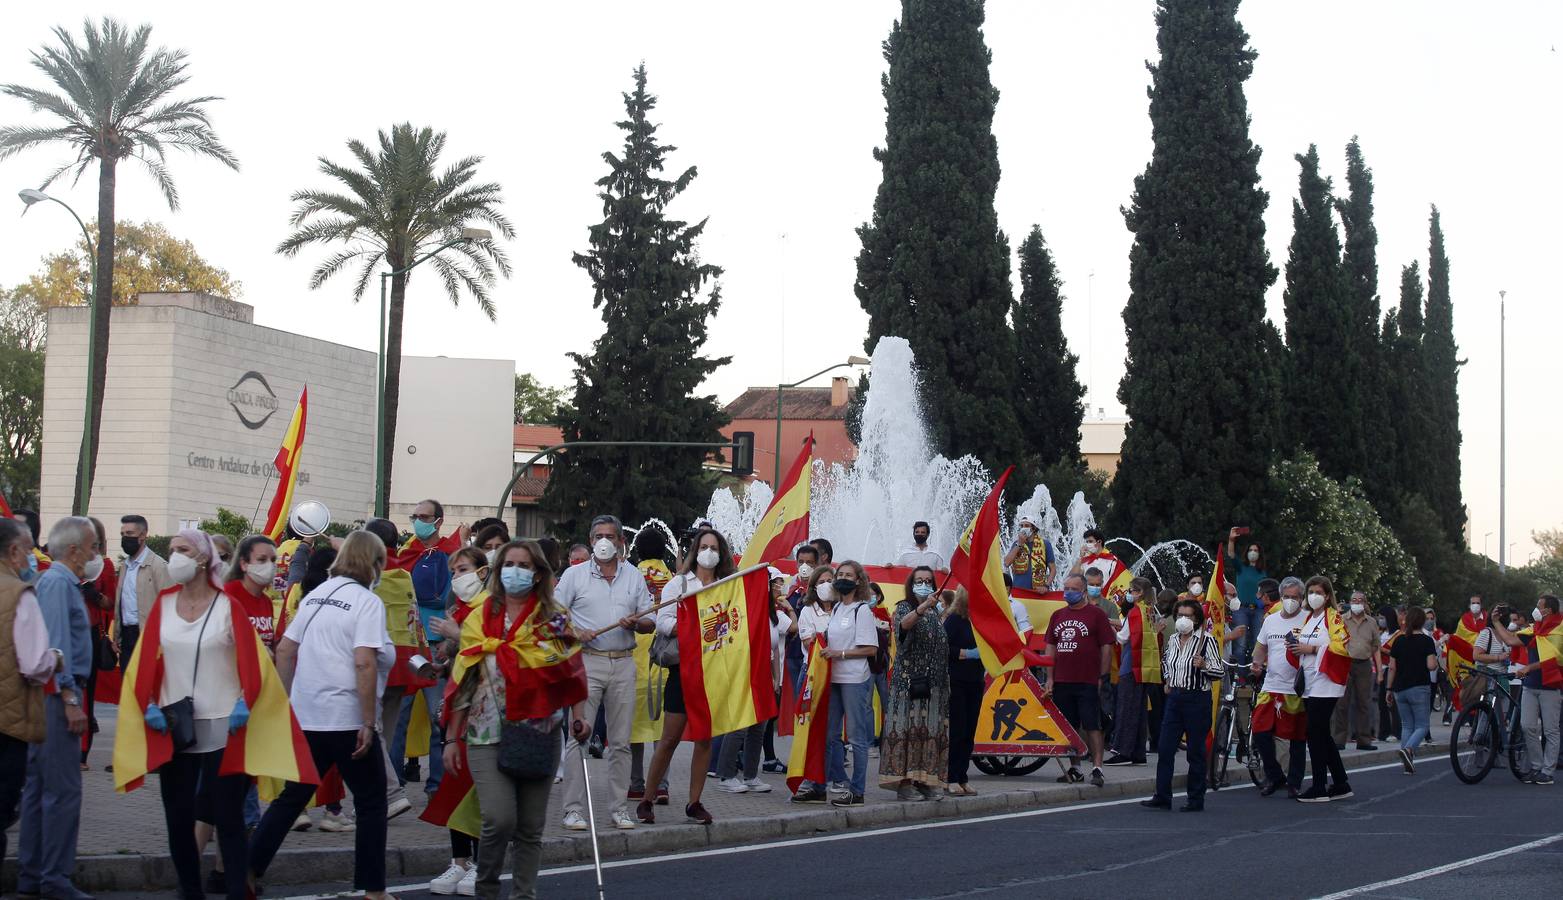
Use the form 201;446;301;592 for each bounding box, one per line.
1;17;238;513
278;123;512;508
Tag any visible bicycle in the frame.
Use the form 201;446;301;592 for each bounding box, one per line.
1211;661;1263;790
1448;662;1529;784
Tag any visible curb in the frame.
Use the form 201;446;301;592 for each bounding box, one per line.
1;744;1413;893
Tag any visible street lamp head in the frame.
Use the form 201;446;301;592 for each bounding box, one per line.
459;227;492;242
18;188;50;207
846;355;871;367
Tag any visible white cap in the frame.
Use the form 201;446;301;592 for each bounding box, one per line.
767;566;784;582
288;500;331;538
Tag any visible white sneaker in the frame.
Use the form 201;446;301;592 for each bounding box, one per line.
429;861;467;895
610;809;637;830
743;777;772;793
291;812;312;832
456;862;477;896
387;796;413;820
717;777;749;793
562;810;589;831
828;780;850;794
319;810;356;833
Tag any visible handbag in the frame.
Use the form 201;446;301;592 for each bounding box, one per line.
650;631;680;667
486;667;562;779
163;595;218;753
908;674;932;700
93;628;118;671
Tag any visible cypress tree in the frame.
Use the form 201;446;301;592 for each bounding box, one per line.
1283;145;1359;481
855;0;1022;472
1383;263;1430;513
543;65;730;536
1013;225;1084;466
1336;138;1395;501
1422;206;1465;542
1111;0;1279;542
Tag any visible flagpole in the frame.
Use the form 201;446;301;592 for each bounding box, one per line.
582;564;770;642
248;470;275;532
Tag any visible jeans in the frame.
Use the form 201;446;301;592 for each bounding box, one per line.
1304;696;1348;791
250;729;389;892
716;720;764;781
947;679;983;784
468;744;554;900
1231;605;1262;663
1394;684;1432;753
1520;687;1562;778
390;680;446;793
826;680;874;795
0;732;29;865
17;696;83;896
1154;687;1212;805
162;749;249;900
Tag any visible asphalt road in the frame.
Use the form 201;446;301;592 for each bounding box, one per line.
101;758;1563;900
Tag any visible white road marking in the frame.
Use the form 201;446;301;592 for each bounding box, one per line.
1312;832;1563;899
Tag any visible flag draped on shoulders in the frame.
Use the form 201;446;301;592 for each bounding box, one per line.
786;638;833;794
1315;607;1353;685
113;589;318;793
1126;601;1162;684
677;568;777;741
261;388;307;542
1529;615;1563;689
950;467;1026;675
742;435;813;565
450;595;587;721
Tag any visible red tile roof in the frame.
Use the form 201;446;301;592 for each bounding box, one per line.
724;386;855;421
514;424;564;448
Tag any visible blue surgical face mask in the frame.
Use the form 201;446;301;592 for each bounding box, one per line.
18;552;39;583
1087;584;1102;598
500;566;535;596
1064;589;1085;605
912;583;935;599
412;519;439;541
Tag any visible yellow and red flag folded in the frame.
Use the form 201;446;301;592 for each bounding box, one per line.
113;589;318;793
420;742;482;837
678;567;778;741
1252;690;1307;742
262;388;307;542
1201;552;1227;751
950;467;1026;676
786;637;833;794
1447;609;1486;707
743;434;813;565
450;595;587;721
1126;599;1163;684
1316;607;1353;685
1529;614;1563;688
1080;550;1134;599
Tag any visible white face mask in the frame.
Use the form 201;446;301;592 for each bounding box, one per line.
696;548;720;570
247;561;277;585
1349;602;1365;615
1247;550;1260;563
168;552;201;585
1188;583;1202;596
1469;603;1482;615
1227;596;1240;611
485;548;499;567
798;563;813;579
1534;608;1545;623
1282;596;1301;616
1084;541;1100;555
81;553;105;582
1306;592;1326;610
592;538;617;562
1174;616;1195;635
452;570;485;602
816;582;834;602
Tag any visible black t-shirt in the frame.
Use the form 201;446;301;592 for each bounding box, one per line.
1390;632;1437;691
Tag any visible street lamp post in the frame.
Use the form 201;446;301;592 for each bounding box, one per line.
373;228;492;517
19;189;97;515
1498;290;1506;574
1484;532;1493;560
773;357;869;487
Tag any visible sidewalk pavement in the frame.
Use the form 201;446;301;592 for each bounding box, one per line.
2;704;1452;893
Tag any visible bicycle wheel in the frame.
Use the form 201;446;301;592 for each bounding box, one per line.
1508;717;1531;781
1210;707;1233;790
1238;720;1265;787
1003;756;1047;776
1449;702;1497;784
972;756;1004;776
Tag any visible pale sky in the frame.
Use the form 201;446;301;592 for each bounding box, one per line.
2;1;1558;562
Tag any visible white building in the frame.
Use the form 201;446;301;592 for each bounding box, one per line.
41;292;511;535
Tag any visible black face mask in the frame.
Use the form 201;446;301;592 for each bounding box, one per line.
121;535;142;556
913;533;928;547
833;579;858;597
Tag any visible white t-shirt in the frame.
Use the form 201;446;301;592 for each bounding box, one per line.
284;576;395;731
897;548;947;570
1010;597;1033;635
1298;611;1346;699
824;599;879;685
159;596;242;754
797;603;831;645
1256;607;1306;695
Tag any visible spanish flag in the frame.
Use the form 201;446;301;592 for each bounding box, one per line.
786;637;833;794
449;595;588;721
742;435;813;565
386;529;464;572
1080;550;1134;599
950;467;1026;675
261;388;307;542
1528;615;1563;688
421;743;482;837
0;488;11;518
1202;552;1227;751
113;590;318;793
1312;607;1353;685
1447;609;1485;708
1126;599;1163;684
678;567;778;741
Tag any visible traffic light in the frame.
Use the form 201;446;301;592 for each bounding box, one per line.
731;431;755;477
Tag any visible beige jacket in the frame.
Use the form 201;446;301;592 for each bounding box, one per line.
117;549;173;634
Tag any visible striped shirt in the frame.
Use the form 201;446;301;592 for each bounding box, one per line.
1163;631;1224;690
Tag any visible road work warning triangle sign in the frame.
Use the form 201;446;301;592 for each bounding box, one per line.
973;669;1084;757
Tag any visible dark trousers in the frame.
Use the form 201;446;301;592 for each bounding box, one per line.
118;624;140;673
0;731;29;864
1254;731;1307;789
1154;687;1211;806
250;729;388;891
1330;659;1376;745
947;679;984;784
1145;683;1165;750
452;829;478;859
80;665;98;761
160;749;249;900
1305;696;1349;790
1376;679;1400;740
1112;682;1149;762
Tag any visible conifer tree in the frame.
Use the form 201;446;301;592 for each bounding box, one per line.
543;66;730;536
1013;226;1084;466
1111;0;1278;542
855;0;1022;472
1283;145;1359;481
1383;263;1430;514
1336;138;1395;500
1422;206;1464;542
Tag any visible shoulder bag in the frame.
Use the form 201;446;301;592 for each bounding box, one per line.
162;594;218;752
486;656;562;780
649;574;686;667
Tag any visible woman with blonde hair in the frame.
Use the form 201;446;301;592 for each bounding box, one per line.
444;540;588;900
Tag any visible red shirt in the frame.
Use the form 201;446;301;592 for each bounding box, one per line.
224;579;276;650
1047;602;1113;684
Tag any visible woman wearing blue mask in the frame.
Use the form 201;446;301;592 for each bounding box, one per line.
878;566;950;801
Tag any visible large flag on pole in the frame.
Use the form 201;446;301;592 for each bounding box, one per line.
950;466;1026;676
261;388;308;541
742;434;813;565
678;567;778;740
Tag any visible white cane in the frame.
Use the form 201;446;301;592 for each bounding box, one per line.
576;729;607;900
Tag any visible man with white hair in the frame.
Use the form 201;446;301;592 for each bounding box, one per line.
17;516;96;900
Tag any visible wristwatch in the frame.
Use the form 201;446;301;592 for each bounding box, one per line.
62;691;81;707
